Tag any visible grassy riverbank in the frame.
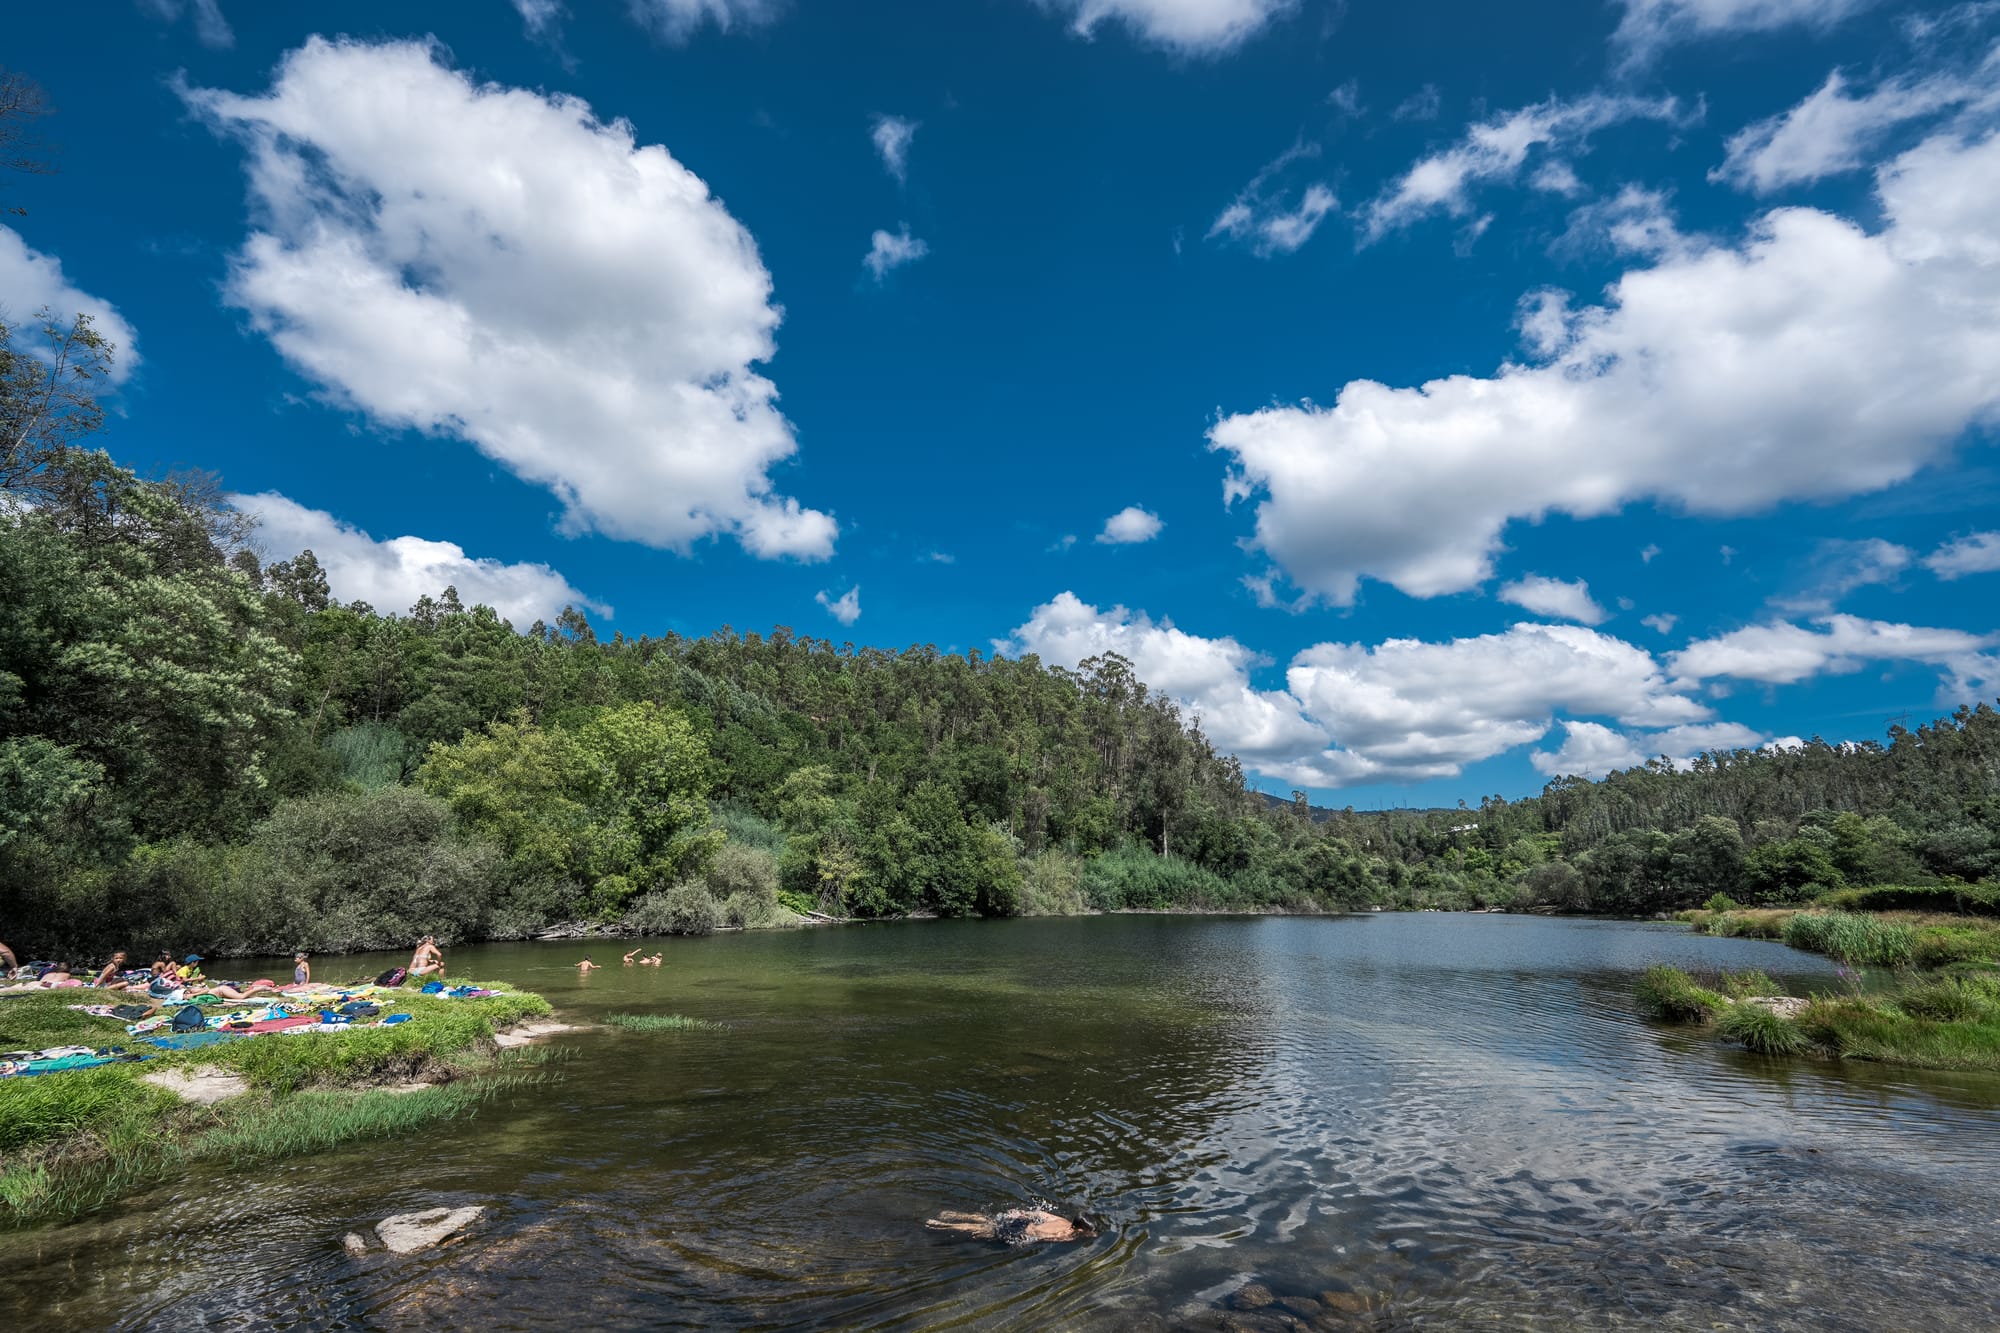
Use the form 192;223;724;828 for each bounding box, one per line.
0;983;552;1226
1678;903;2000;969
1638;961;2000;1072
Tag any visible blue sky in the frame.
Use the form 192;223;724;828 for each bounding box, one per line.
5;0;1999;808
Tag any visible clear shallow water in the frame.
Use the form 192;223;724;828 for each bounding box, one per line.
6;914;1999;1330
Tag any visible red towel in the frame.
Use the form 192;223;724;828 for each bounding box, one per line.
244;1015;319;1033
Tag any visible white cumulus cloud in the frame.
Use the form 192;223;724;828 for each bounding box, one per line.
871;115;919;183
1360;93;1686;244
0;227;141;381
1497;575;1608;625
1097;505;1164;544
1531;719;1765;778
183;38;835;562
864;225;929;281
816;586;862;626
1212;128;2000;607
1669;614;1996;685
1925;530;2000;579
240;491;608;627
1037;0;1297;54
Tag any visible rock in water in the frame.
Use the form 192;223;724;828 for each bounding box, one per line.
343;1233;369;1256
376;1205;486;1255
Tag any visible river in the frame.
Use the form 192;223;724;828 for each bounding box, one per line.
5;914;1998;1329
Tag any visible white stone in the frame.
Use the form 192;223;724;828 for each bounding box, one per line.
375;1205;486;1254
142;1067;249;1104
492;1021;579;1049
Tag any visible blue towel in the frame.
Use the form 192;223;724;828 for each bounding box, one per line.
148;1030;243;1051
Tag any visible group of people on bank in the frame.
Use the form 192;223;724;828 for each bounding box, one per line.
0;936;451;996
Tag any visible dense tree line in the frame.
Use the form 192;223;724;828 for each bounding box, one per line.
3;307;1997;958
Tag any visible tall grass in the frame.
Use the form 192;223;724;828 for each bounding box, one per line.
604;1013;722;1033
1717;1004;1812;1056
1783;912;1916;966
1634;965;1726;1023
1082;845;1234;911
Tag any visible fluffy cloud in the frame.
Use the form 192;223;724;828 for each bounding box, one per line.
138;0;234;48
625;0;780;41
1208;142;1337;257
0;227;141;380
1715;54;2000;193
1000;593;1329;777
1531;719;1765;778
864;225;929;281
871;115;919;183
183;39;834;562
1037;0;1296;54
239;491;607;627
1669;614;1996;685
1097;505;1164;544
1612;0;1874;64
1497;575;1608;624
1641;612;1679;634
1212;129;2000;606
1360;94;1685;244
816;586;861;626
1286;623;1709;783
1925;530;2000;579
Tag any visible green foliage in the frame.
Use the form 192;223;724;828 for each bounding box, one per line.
1745;836;1846;902
1797;996;2000;1072
1704;892;1739;914
1019;848;1089;916
0;1066;175;1155
1081;844;1234;911
603;1013;722;1032
1783;912;1917;967
1710;968;1776;999
625;882;720;936
1634;965;1727;1023
1820;883;2000;917
1716;1004;1813;1056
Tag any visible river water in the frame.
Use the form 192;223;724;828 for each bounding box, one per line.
5;914;1999;1330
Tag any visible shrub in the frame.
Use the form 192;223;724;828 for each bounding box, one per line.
1783;912;1916;967
1895;977;2000;1023
1635;965;1726;1023
1820;884;2000;917
1081;845;1233;911
703;843;780;923
712;802;787;855
1717;1004;1813;1056
1019;849;1089;916
626;882;720;936
1705;892;1740;914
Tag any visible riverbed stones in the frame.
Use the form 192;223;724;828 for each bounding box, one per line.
141;1066;248;1104
1231;1282;1276;1310
375;1205;486;1254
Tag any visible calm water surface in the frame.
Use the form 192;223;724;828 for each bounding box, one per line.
6;914;1999;1330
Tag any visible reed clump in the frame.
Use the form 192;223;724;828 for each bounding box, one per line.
604;1012;723;1033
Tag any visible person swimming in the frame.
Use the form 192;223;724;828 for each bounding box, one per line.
577;956;601;972
925;1209;1096;1245
640;953;663;967
622;947;642;966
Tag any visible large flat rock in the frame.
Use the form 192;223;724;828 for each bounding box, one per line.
142;1067;248;1105
493;1021;580;1049
376;1205;486;1254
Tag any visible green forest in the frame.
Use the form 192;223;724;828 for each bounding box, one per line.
4;310;2000;959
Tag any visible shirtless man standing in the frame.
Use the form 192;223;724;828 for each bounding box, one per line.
409;936;445;980
577;956;601;973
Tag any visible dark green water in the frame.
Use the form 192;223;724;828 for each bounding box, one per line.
7;914;2000;1330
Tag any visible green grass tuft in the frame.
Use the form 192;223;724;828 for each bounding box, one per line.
1717;1003;1813;1056
1783;911;1917;966
603;1012;723;1033
1635;965;1727;1024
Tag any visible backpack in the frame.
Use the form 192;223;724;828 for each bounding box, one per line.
170;1005;207;1033
111;1004;151;1020
374;967;407;988
338;1001;380;1018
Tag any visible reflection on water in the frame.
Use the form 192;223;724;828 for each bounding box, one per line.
5;915;1999;1330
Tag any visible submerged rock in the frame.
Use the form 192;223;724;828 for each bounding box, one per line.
1232;1282;1276;1310
342;1232;369;1256
376;1205;486;1255
493;1021;580;1048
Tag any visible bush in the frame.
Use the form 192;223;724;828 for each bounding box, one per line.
1783;911;1916;967
1717;1004;1813;1056
1019;849;1089;916
626;882;720;936
1896;976;2000;1023
1709;968;1776;1000
1705;892;1740;914
1819;883;2000;917
704;843;779;918
1635;965;1726;1023
1081;845;1233;911
712;802;787;855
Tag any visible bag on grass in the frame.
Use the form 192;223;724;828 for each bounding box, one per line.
170;1005;207;1033
111;1004;151;1020
338;1001;380;1018
375;967;407;987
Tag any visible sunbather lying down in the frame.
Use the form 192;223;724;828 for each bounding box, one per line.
924;1209;1096;1245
